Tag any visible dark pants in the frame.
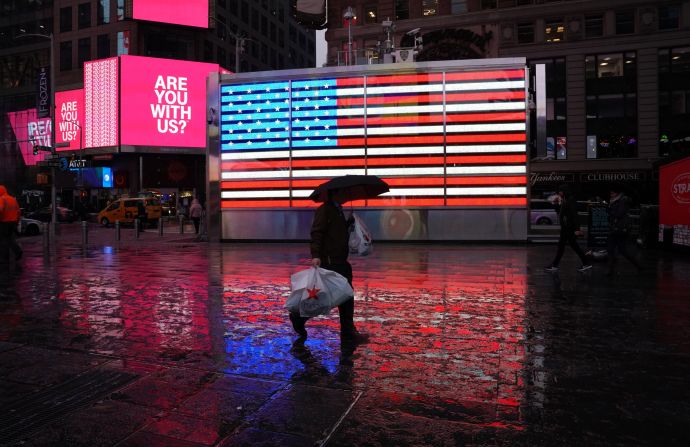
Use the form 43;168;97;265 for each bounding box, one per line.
608;230;639;272
192;217;200;234
290;261;356;336
0;222;11;264
552;227;588;267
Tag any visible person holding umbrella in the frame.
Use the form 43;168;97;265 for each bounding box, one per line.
289;175;388;344
606;184;641;276
544;184;592;273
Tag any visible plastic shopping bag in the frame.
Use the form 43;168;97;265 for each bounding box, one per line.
348;213;372;256
286;267;354;317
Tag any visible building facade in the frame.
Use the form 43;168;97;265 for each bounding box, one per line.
1;0;316;212
324;0;690;203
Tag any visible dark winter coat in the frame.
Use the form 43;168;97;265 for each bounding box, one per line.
310;201;351;264
555;198;580;233
608;194;632;233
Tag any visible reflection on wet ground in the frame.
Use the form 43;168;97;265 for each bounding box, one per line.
0;239;689;446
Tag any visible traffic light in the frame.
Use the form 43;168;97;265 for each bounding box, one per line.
33;145;39;156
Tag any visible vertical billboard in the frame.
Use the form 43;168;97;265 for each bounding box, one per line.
132;0;209;28
660;157;690;226
84;57;119;148
119;55;218;148
6;109;51;166
219;69;528;209
55;89;84;151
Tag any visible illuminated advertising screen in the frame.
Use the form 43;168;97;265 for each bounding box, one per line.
219;69;528;208
6;108;51;166
133;0;209;28
660;157;690;226
84;57;119;148
55;89;84;152
120;55;218;148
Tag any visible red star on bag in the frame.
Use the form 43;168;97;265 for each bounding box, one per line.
306;287;320;299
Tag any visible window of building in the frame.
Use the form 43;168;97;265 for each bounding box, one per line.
261;16;267;35
517;22;534;44
529;58;567;159
217;14;227;40
585;15;603;38
270;23;276;42
60;41;72;71
659;47;690;156
60;7;72;33
229;0;237;15
78;3;91;29
203;40;213;62
364;4;378;23
98;0;110;25
241;1;249;22
218;0;226;8
395;0;409;20
117;30;129;55
422;0;438;16
451;0;467;13
117;0;125;20
659;5;680;30
481;0;497;9
585;52;638;158
516;0;533;5
217;47;226;67
615;10;635;34
262;43;268;64
97;34;110;58
545;19;564;43
77;37;91;67
252;9;259;29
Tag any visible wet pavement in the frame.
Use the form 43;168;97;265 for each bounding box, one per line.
1;225;690;446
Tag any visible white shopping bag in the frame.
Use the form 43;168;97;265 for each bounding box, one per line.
348;213;372;256
286;267;354;317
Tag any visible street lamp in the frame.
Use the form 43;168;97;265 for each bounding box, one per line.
208;16;246;73
15;31;57;236
343;7;356;65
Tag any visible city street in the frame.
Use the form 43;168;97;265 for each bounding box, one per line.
1;228;689;446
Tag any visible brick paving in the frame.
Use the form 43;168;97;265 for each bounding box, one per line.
0;226;689;446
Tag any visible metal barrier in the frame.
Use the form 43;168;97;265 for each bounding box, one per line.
179;215;184;234
135;218;140;239
115;220;121;241
158;217;164;236
42;222;49;249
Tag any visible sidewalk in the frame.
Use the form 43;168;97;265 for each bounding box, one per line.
0;236;689;446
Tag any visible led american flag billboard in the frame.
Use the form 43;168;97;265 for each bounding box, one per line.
219;68;528;208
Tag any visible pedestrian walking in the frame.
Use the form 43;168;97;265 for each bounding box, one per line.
189;198;203;234
289;188;369;344
545;184;592;273
0;185;23;264
606;185;641;276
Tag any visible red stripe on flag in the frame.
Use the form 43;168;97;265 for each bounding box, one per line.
382;177;445;186
221;160;289;170
339;91;525;107
362;73;444;85
446;91;525;101
446;197;527;206
222;200;291;208
292;199;367;207
446;176;526;185
292;158;365;168
368;156;445;166
292;179;330;188
336;77;365;87
355;136;444;146
445;70;525;82
446;134;525;143
446;112;525;123
446;154;527;164
221;180;290;189
367;197;445;207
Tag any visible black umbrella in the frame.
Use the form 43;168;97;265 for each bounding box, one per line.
309;175;389;203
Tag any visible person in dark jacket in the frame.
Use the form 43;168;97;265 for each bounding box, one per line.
289;188;368;344
606;185;641;276
545;184;592;273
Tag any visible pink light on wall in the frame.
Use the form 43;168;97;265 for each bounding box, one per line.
55;89;84;151
6;109;51;166
84;57;119;148
133;0;209;28
119;55;218;148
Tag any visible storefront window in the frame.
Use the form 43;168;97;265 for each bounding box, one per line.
659;47;690;156
97;0;110;25
530;58;567;159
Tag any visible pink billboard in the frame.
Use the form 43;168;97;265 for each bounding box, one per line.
84;57;119;148
6;109;51;166
133;0;209;28
119;55;218;148
55;89;84;151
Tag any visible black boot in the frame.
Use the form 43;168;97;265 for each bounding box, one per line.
289;312;307;339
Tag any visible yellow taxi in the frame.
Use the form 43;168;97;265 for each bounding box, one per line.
98;197;162;226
